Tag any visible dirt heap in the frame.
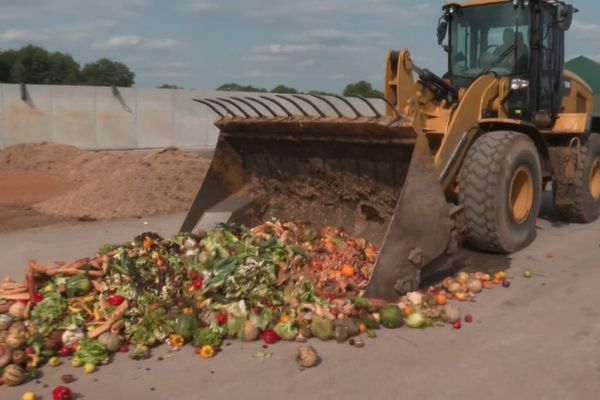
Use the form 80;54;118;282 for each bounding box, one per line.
0;142;210;225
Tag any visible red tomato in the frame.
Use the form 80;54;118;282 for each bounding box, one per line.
58;347;71;357
52;386;73;400
216;313;228;325
261;330;280;345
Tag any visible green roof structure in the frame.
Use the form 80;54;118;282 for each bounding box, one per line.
565;56;600;114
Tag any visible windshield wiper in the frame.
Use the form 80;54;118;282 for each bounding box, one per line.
474;43;516;80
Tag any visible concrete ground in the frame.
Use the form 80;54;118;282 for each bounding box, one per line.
1;201;600;399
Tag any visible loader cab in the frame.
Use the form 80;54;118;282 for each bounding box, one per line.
438;0;575;123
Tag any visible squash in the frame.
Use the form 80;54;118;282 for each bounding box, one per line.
65;276;91;297
0;314;12;330
174;313;197;341
11;349;26;365
2;363;25;386
380;305;404;328
97;332;123;353
0;344;10;368
5;331;25;350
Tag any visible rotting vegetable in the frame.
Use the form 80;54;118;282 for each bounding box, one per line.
0;221;512;389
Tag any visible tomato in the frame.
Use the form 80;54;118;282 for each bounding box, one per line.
261;330;279;345
452;321;462;329
52;386;73;400
216;313;228;325
58;347;71;357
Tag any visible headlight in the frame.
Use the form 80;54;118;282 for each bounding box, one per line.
510;78;529;90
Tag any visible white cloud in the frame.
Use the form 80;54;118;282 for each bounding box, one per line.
92;35;183;50
0;28;45;43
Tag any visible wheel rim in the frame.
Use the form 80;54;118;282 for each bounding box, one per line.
591;158;600;200
509;166;534;224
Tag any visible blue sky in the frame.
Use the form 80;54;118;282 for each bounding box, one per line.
0;0;598;92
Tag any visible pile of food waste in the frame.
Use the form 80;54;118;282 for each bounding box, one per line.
0;221;512;388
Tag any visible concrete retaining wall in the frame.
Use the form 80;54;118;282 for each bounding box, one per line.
0;84;385;150
0;84;224;150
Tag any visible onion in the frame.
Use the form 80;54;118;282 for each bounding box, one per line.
448;282;462;294
467;279;483;293
456;272;469;284
440;304;460;323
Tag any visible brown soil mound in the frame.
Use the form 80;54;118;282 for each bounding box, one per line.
0;171;78;207
0;143;210;226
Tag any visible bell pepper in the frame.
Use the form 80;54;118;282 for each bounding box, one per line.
107;295;125;306
52;386;73;400
193;278;205;290
33;291;44;303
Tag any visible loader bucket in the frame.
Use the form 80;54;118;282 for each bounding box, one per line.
183;95;452;300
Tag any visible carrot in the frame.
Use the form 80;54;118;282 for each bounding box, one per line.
87;301;128;339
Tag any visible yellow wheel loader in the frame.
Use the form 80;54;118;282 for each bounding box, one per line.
184;0;600;300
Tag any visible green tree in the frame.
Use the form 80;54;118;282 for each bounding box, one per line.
47;51;80;84
307;89;337;96
9;45;52;84
270;84;298;94
216;82;267;92
0;49;18;82
80;58;135;87
157;84;182;89
342;80;383;98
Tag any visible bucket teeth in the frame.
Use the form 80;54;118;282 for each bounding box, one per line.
230;96;265;117
292;95;327;117
217;97;251;118
351;96;382;117
275;95;309;116
243;96;278;116
330;94;362;117
193;98;225;117
205;98;238;117
310;94;343;117
195;94;390;121
259;96;293;117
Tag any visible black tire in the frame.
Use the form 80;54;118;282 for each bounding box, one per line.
553;133;600;223
460;131;542;253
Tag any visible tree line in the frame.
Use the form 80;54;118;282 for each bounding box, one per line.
0;45;384;97
215;81;383;98
0;45;135;86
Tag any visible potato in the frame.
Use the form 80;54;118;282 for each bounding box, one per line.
295;345;319;368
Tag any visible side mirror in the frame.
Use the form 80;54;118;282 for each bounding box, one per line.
557;4;573;31
437;18;448;45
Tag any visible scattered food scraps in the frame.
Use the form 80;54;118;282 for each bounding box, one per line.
0;220;514;390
